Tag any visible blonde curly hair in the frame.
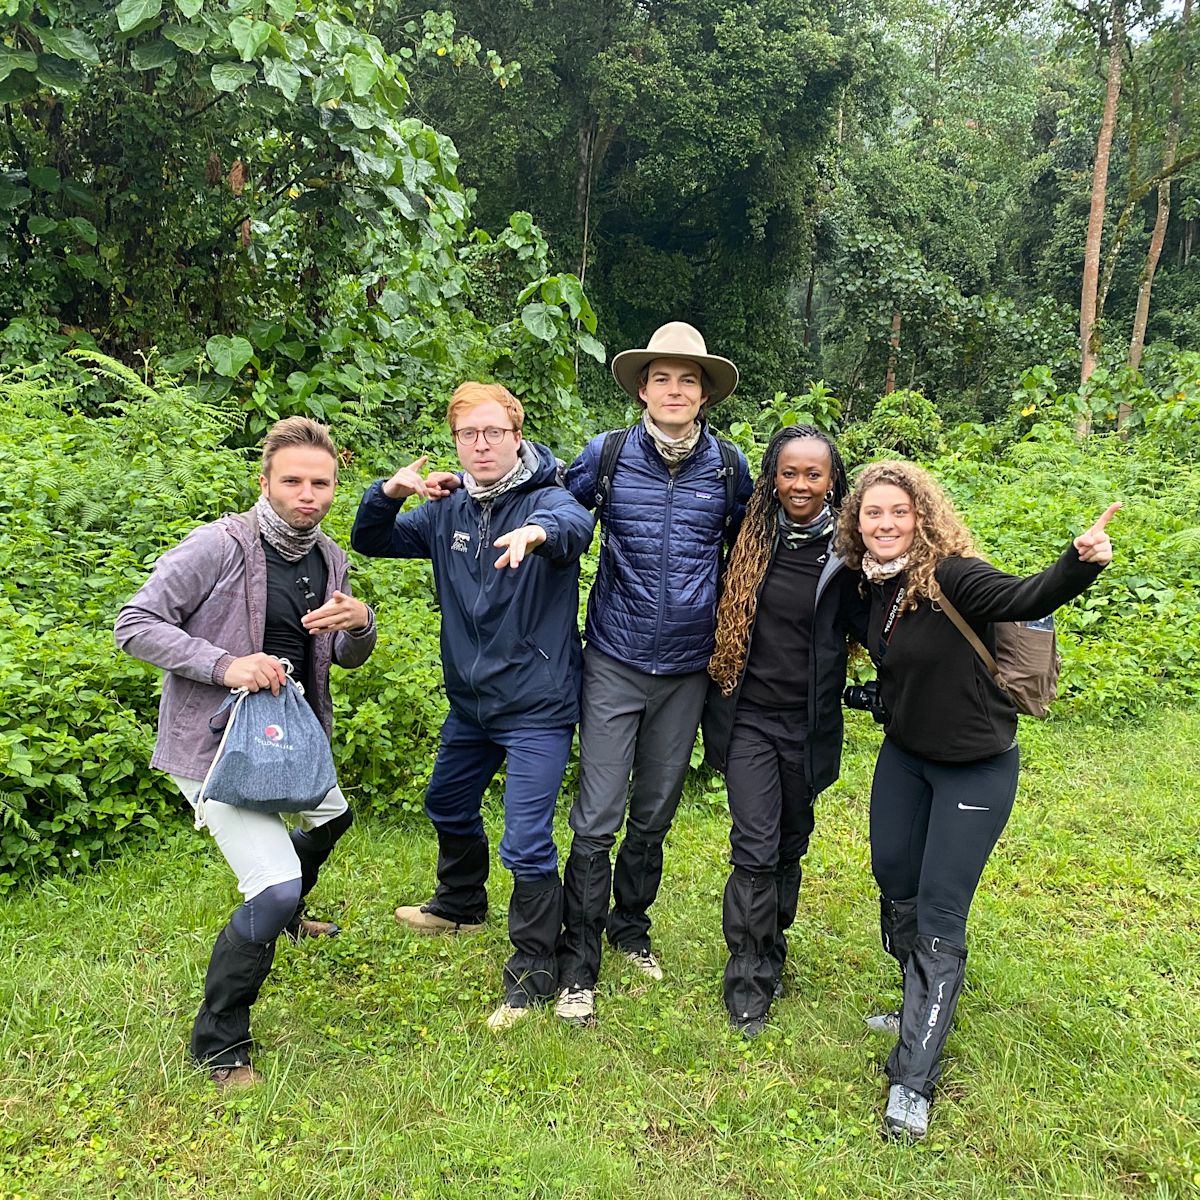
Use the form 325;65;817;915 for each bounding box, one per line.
834;460;977;609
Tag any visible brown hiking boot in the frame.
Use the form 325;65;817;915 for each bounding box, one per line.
394;905;483;934
211;1064;263;1091
291;917;340;939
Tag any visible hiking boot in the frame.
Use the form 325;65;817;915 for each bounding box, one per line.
554;986;595;1026
865;1009;901;1036
394;905;483;934
619;948;663;981
486;1002;532;1031
731;1013;767;1039
284;916;340;942
211;1064;263;1091
883;1084;929;1140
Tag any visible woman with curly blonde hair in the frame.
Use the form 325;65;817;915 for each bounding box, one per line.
835;459;1119;1141
703;425;865;1037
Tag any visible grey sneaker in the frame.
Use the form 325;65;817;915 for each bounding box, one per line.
865;1009;901;1035
554;986;595;1026
883;1084;929;1140
620;948;663;981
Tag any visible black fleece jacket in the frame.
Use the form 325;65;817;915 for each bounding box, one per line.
868;545;1104;762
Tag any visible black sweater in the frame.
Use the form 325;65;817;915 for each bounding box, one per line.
867;546;1104;762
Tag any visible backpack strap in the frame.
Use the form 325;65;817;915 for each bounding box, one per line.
932;585;1006;687
594;425;634;519
715;437;739;532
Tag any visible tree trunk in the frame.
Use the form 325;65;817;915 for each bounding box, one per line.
803;260;816;348
1078;0;1126;435
1125;0;1191;400
885;308;901;395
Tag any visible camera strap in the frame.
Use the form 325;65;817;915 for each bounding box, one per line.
877;583;906;661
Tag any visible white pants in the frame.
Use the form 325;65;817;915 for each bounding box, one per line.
173;775;349;902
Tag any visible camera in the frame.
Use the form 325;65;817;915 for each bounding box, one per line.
844;680;887;724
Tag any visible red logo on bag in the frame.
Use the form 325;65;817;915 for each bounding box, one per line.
263;725;284;743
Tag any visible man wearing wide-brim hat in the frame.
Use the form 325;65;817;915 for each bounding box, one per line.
555;321;752;1027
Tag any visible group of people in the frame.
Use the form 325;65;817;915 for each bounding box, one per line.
115;321;1117;1141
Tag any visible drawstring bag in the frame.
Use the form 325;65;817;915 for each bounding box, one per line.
195;660;337;829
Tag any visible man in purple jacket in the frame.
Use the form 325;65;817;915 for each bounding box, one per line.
115;416;376;1089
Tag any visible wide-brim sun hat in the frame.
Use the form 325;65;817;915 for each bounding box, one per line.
611;321;739;404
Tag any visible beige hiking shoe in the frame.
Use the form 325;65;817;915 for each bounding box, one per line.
394;905;484;934
210;1064;263;1091
554;986;596;1026
619;948;664;981
486;1003;532;1031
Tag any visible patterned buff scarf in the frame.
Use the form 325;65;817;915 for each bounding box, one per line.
255;494;322;562
861;550;910;581
641;409;703;470
778;505;834;550
463;438;538;504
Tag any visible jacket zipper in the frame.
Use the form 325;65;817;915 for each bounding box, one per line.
650;474;675;674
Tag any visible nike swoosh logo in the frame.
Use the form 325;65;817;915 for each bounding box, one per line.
957;803;990;811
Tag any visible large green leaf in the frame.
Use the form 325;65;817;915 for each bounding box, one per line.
205;335;254;377
229;17;271;63
163;23;207;53
0;180;32;209
130;39;177;71
267;0;296;21
176;0;203;16
115;0;163;34
577;333;606;364
262;58;301;102
345;53;379;98
35;55;85;93
520;303;560;343
27;165;61;193
0;48;38;82
314;19;350;55
38;28;101;67
65;216;98;246
210;61;257;91
27;215;59;237
0;70;39;103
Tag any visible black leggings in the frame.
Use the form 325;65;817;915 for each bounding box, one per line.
870;737;1019;945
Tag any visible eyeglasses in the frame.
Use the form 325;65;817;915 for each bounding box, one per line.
453;426;515;446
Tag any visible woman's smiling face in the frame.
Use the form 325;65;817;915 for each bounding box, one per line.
859;483;916;562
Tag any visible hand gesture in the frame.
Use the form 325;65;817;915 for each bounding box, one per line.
381;456;430;501
1074;502;1121;565
224;653;289;695
301;590;371;634
494;524;547;570
424;471;462;502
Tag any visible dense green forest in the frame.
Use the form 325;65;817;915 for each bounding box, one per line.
1;0;1199;433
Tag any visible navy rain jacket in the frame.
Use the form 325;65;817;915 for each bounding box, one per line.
565;423;752;676
351;442;593;730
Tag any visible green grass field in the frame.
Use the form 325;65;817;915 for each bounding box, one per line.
2;710;1198;1199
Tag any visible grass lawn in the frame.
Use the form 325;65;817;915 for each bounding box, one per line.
2;709;1198;1199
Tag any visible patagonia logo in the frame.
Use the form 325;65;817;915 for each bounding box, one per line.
694;491;714;500
451;530;470;554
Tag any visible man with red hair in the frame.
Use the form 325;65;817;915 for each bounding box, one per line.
352;382;592;1029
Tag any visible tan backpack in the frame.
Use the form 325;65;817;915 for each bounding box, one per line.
932;587;1061;719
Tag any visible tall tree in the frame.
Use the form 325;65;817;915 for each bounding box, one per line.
1078;0;1127;408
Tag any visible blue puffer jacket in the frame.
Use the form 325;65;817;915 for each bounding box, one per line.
565;423;752;675
351;443;594;730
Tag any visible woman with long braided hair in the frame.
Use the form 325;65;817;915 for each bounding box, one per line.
703;425;865;1037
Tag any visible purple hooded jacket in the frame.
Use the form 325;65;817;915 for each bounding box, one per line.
114;507;376;779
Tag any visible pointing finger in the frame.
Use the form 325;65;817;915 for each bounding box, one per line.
1091;502;1122;532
